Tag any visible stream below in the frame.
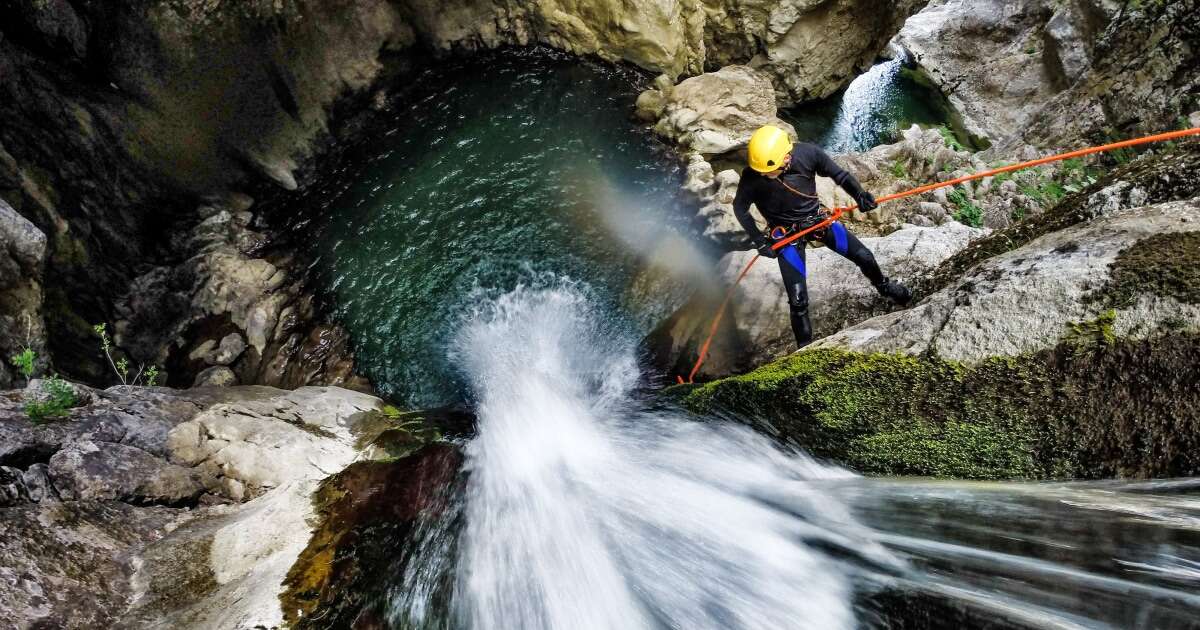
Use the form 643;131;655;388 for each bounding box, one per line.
285;49;1200;629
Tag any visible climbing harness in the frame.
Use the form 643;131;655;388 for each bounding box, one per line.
676;126;1200;384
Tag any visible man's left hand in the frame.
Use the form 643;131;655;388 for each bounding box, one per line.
855;191;879;213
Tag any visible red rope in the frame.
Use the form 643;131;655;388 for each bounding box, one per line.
677;127;1200;384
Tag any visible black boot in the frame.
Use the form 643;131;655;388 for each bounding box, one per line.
790;306;813;349
875;278;912;306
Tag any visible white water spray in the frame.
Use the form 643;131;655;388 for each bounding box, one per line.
448;280;891;630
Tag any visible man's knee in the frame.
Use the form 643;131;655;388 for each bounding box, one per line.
787;289;809;314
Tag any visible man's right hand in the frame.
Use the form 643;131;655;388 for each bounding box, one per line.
755;240;778;259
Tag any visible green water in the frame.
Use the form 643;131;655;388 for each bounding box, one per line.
782;59;955;153
285;49;699;406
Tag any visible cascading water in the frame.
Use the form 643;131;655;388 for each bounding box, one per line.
782;58;958;153
383;278;1200;629
287;49;1200;629
391;279;901;629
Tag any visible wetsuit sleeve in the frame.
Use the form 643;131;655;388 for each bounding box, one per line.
732;176;765;243
812;146;866;199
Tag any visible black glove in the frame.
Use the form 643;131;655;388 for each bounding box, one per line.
754;239;777;259
855;191;879;213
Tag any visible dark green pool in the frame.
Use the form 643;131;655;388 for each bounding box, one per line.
286;50;700;406
782;59;955;153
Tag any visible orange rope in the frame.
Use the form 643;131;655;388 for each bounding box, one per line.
677;127;1200;384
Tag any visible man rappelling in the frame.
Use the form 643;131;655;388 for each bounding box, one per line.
733;125;912;349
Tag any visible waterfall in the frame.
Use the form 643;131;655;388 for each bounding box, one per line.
385;280;1200;629
444;279;895;630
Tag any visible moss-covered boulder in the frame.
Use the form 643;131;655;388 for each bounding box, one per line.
679;333;1200;479
813;198;1200;363
280;443;463;629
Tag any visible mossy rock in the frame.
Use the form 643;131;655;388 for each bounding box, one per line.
914;141;1200;301
1092;230;1200;308
280;443;463;629
679;332;1200;480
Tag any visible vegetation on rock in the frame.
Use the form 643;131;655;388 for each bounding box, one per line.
914;141;1200;300
1093;231;1200;308
678;331;1200;480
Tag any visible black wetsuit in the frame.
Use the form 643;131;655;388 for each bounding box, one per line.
732;142;885;348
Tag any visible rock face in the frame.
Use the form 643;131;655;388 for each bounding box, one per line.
113;201;367;391
0;0;926;387
0;382;415;628
701;0;929;103
0;1;418;379
404;0;927;102
813;200;1200;362
0;198;48;388
893;0;1198;148
650;220;983;379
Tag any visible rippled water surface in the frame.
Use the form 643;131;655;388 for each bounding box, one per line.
287;49;700;406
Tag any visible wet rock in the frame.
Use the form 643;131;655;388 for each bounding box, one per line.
649;221;984;379
280;444;464;628
814;200;1200;362
193;366;237;388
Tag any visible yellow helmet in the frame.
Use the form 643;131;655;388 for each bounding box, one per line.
747;125;793;173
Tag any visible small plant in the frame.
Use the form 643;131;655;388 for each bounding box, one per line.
1010;206;1027;223
24;375;78;424
937;125;966;152
93;323;161;386
948;188;983;228
890;159;906;179
10;347;35;380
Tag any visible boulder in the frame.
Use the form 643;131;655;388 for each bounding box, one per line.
894;0;1198;150
193;366;237;388
211;333;247;365
0;198;48;388
813;200;1200;361
649;221;984;379
651;65;797;156
0;382;403;628
48;440;204;505
891;0;1117;145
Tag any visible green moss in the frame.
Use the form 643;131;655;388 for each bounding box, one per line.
1093;231;1200;308
947;188;983;227
685;349;1039;479
937;125;965;151
280;444;463;628
681;334;1200;480
1065;310;1118;348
